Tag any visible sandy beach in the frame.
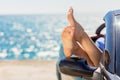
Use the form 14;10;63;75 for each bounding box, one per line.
0;60;57;80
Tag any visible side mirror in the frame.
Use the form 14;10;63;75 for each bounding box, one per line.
59;57;97;77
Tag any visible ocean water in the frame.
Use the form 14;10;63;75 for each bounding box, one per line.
0;13;104;60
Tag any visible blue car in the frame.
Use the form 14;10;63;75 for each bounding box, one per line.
56;9;120;80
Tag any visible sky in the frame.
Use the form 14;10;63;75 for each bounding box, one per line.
0;0;120;14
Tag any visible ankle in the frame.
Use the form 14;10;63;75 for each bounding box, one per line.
76;31;86;42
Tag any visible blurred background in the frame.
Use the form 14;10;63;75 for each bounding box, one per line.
0;0;120;60
0;0;120;80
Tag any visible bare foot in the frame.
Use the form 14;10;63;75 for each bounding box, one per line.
61;26;79;57
61;26;94;66
67;7;84;41
67;7;102;67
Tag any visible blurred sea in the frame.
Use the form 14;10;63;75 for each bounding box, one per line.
0;13;104;60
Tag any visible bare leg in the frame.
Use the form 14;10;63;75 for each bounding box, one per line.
67;7;102;67
73;43;95;66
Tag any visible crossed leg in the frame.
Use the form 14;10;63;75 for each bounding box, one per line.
61;8;103;67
